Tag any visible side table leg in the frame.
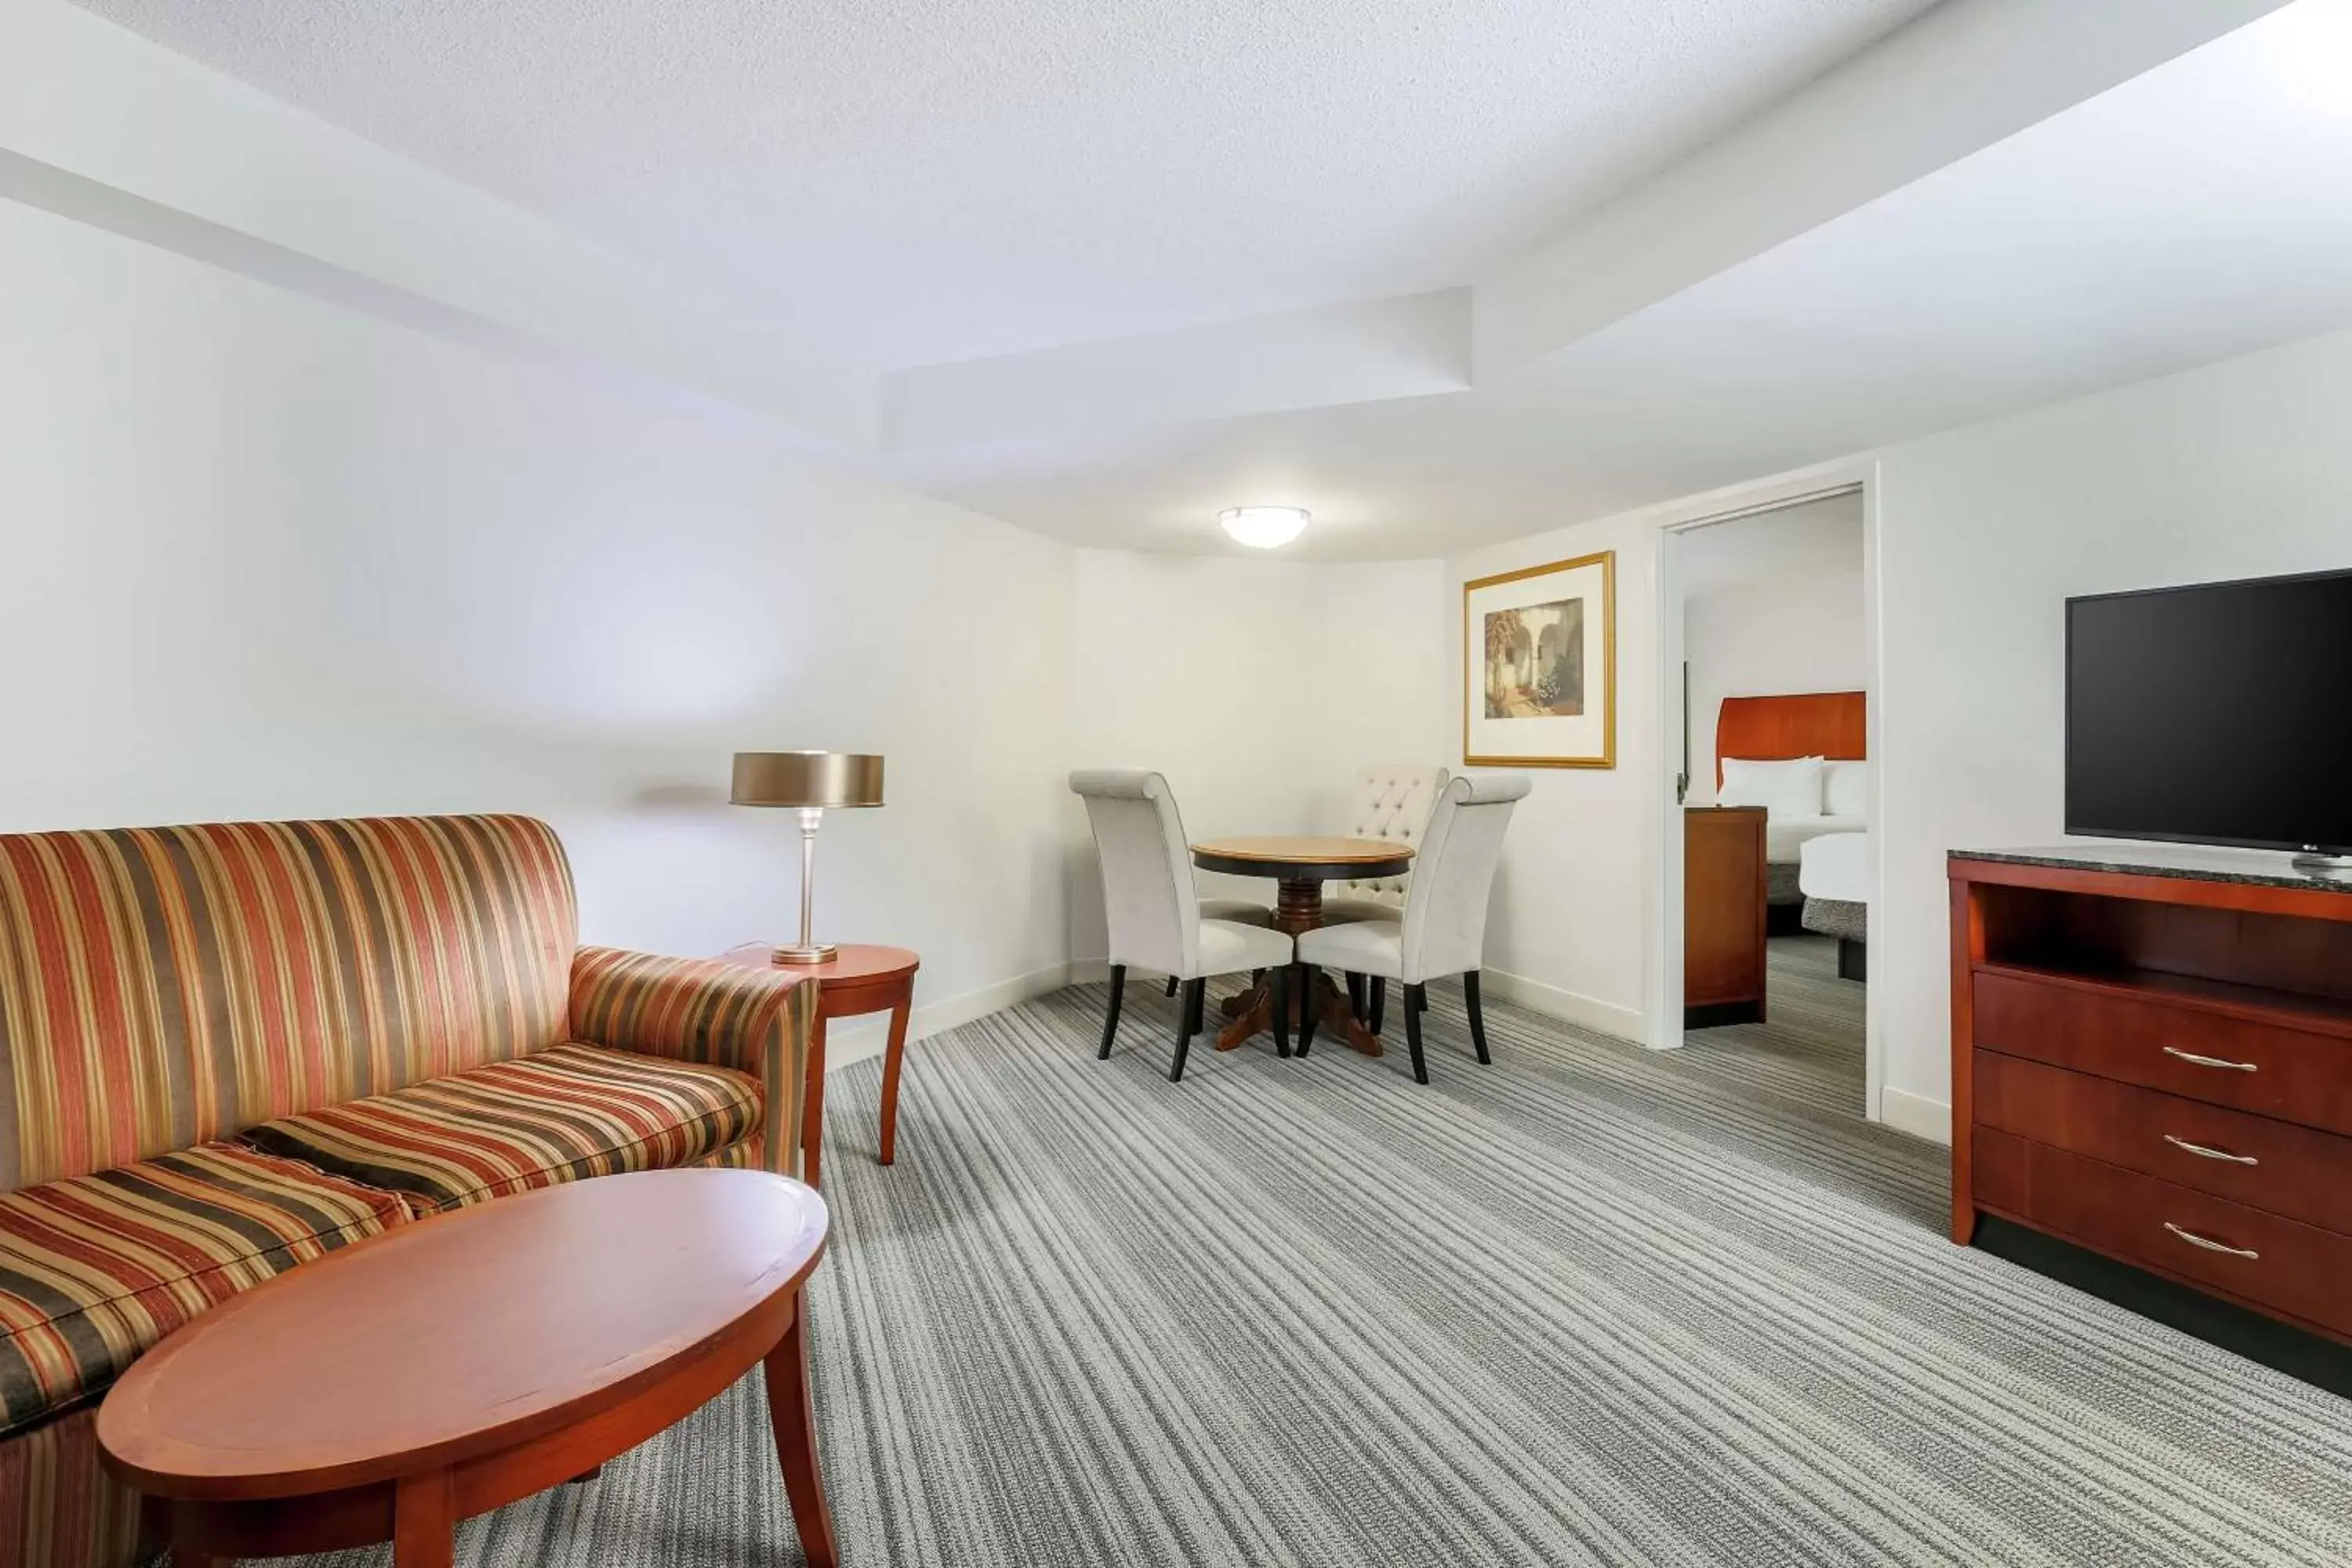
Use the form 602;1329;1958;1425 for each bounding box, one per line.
393;1470;455;1568
878;979;914;1166
766;1290;840;1568
803;1012;829;1191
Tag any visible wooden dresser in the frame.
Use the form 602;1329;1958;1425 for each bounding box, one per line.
1686;806;1767;1028
1951;848;2352;1348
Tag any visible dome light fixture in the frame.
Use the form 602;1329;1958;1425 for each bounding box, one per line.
1218;505;1310;549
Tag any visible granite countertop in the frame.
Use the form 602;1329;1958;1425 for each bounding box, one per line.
1951;843;2352;893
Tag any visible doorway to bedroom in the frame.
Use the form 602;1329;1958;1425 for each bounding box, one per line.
1668;489;1872;1120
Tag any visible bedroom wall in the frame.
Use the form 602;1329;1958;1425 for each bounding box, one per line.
1065;550;1449;958
1445;321;2352;1134
1682;499;1867;806
0;197;1077;1053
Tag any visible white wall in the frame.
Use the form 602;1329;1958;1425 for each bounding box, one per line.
1682;502;1867;805
1446;518;1662;1040
1066;550;1448;956
0;198;1075;1036
1873;323;2352;1123
1444;323;2352;1136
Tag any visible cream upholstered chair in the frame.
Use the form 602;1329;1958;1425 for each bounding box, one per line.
1071;771;1299;1081
1317;764;1448;927
1295;774;1531;1083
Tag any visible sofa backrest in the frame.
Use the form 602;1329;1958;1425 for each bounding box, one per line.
0;814;576;1191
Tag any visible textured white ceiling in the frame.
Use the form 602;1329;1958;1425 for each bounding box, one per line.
67;0;1934;369
873;1;2352;558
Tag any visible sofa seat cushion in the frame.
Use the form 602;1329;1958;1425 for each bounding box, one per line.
238;1043;762;1214
0;1144;412;1437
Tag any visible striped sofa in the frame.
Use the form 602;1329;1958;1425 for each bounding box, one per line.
0;815;815;1568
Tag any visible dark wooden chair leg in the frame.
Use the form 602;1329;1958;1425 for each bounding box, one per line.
1165;975;1178;998
1186;978;1206;1035
1171;978;1202;1081
1297;967;1320;1055
1346;972;1366;1019
1368;977;1387;1036
1464;971;1490;1065
1403;983;1428;1083
1270;965;1290;1056
766;1294;840;1568
1098;964;1127;1059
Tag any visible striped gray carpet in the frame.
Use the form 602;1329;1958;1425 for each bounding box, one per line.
1681;935;1866;1117
276;978;2352;1567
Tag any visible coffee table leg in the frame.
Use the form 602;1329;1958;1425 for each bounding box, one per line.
877;979;913;1166
803;1011;829;1191
765;1290;838;1568
393;1470;455;1568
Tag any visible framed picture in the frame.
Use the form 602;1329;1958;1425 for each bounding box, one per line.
1464;549;1616;768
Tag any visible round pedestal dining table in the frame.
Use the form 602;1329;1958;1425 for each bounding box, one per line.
1190;836;1412;1056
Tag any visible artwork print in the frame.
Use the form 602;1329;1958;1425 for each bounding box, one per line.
1483;598;1586;719
1462;550;1615;768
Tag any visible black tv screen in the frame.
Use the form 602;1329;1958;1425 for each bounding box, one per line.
2067;569;2352;855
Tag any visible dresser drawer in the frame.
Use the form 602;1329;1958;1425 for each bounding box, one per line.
1975;1051;2352;1235
1973;1128;2352;1340
1973;969;2352;1136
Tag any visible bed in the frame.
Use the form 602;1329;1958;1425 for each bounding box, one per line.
1798;829;1869;981
1714;691;1867;935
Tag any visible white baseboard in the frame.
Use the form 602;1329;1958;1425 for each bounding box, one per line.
1479;968;1646;1044
821;960;1079;1073
1878;1086;1952;1145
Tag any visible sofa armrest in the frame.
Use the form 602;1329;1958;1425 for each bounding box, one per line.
567;946;816;1179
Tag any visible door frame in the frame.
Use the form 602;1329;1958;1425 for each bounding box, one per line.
1641;456;1886;1122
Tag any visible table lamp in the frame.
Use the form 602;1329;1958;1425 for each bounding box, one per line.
731;751;885;964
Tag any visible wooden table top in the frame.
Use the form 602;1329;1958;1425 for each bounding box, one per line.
97;1170;829;1501
717;942;920;984
1192;836;1414;866
1191;836;1414;880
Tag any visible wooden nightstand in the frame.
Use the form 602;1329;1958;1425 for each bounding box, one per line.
719;943;919;1189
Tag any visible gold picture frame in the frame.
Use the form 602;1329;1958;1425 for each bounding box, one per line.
1463;549;1617;768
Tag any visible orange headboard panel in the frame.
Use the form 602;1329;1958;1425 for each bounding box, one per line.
1715;691;1866;787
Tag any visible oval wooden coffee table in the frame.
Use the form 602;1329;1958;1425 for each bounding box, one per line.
97;1169;836;1568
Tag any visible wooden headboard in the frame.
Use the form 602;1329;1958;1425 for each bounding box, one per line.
1715;691;1866;787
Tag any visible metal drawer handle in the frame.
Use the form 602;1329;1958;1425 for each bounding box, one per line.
2164;1221;2259;1261
2162;1046;2257;1073
2163;1134;2258;1166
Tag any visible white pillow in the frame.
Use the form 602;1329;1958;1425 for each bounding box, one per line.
1719;757;1825;820
1823;759;1871;818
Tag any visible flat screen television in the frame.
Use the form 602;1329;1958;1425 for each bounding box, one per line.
2066;568;2352;858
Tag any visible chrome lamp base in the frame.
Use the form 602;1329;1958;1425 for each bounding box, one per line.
771;942;839;966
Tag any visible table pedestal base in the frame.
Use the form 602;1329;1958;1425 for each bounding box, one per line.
1215;967;1383;1057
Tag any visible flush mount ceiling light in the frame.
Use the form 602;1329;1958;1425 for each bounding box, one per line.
1218;506;1310;549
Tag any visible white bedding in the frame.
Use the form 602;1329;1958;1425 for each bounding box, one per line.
1765;814;1866;865
1799;831;1871;905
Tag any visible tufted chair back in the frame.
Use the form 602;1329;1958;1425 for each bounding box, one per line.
1334;765;1448;908
1069;770;1200;981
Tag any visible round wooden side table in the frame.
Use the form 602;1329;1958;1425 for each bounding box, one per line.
720;942;920;1190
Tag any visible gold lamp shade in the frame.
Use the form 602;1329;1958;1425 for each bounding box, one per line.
731;751;885;809
733;752;884;965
